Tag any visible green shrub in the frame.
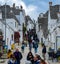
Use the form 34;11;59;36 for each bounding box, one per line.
3;49;7;54
58;48;60;51
41;42;44;46
58;57;60;60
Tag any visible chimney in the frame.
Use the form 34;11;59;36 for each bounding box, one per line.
20;5;23;10
49;2;52;6
39;13;44;18
13;3;15;8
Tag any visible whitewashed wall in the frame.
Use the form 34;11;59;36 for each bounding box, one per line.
2;18;19;49
19;10;25;43
48;10;60;50
6;19;18;31
36;22;39;33
27;20;34;31
16;9;26;43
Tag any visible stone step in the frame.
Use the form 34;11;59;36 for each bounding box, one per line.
1;54;7;59
0;60;5;63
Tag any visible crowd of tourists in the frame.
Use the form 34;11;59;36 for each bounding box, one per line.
7;29;47;64
7;49;22;64
26;51;47;64
7;47;47;64
7;42;47;64
21;29;39;53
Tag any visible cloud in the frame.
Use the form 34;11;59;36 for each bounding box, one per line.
40;2;49;14
26;5;38;14
20;1;38;20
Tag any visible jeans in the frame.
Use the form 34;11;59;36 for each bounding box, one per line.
34;48;37;53
17;60;20;64
29;43;32;51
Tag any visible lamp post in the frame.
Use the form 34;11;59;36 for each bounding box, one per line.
5;3;6;45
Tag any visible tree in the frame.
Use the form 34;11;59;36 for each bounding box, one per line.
23;23;27;40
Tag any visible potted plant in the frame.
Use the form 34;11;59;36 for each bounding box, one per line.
58;57;60;62
58;48;60;51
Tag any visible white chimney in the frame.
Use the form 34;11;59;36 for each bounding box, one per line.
13;3;15;8
49;2;52;6
39;13;43;18
20;5;23;10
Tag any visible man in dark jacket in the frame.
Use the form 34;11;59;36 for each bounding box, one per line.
13;49;22;64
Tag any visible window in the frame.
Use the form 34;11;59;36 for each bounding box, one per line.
11;34;13;40
16;23;18;28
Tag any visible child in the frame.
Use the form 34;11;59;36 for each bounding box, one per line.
21;41;25;53
7;49;12;58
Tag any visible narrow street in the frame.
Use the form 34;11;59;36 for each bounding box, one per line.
0;0;60;64
0;43;60;64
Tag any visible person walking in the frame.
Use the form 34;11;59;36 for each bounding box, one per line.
13;49;22;64
42;44;46;60
28;35;32;51
21;41;25;53
27;30;33;51
33;39;38;53
7;49;12;59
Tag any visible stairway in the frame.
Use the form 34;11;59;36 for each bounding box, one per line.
1;53;7;59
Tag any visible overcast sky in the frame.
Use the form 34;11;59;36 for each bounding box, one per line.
0;0;60;20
